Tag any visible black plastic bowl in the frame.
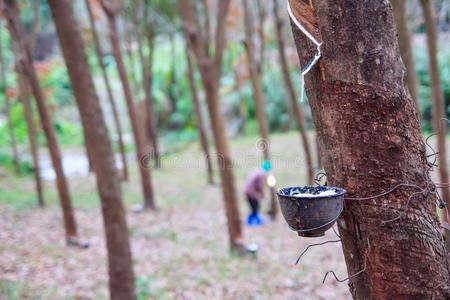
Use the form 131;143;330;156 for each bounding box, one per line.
277;186;346;237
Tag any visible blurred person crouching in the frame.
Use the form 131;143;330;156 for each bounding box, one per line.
244;160;274;226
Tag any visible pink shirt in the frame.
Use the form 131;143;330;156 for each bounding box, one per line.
245;169;267;200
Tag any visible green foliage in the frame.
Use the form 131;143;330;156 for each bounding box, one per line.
40;60;74;107
136;275;171;299
0;101;29;146
0;183;38;211
53;121;84;146
162;127;198;152
153;36;196;129
145;0;179;31
136;276;153;300
1;108;83;151
9;103;29;143
416;45;450;132
262;67;290;131
19;0;52;33
0;280;28;300
0;25;15;110
0;152;34;174
0;280;57;300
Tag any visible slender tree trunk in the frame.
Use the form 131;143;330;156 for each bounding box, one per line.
290;1;450;298
391;0;420;112
133;3;160;168
420;0;450;249
180;0;244;251
102;2;156;210
0;24;21;174
3;0;78;241
47;1;136;298
201;66;243;250
242;0;278;219
272;0;314;184
16;67;45;207
84;0;128;181
186;47;214;184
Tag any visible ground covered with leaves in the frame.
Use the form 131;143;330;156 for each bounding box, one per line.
0;133;350;299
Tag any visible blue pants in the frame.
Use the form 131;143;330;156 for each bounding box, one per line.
247;195;263;226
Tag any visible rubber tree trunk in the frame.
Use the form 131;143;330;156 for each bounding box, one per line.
47;1;136;298
102;3;156;210
186;47;214;185
272;0;314;184
242;0;278;219
289;1;450;298
133;4;161;168
420;0;450;249
16;67;45;207
0;25;21;175
84;0;129;181
3;0;78;241
391;0;420;112
179;0;244;251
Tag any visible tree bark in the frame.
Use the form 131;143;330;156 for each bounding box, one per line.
180;0;244;251
272;0;314;184
315;133;322;170
133;2;160;168
3;0;78;241
242;0;278;219
47;1;136;298
391;0;420;112
289;0;450;298
420;0;450;250
186;46;214;185
102;1;156;210
84;0;129;181
16;66;45;207
0;24;21;175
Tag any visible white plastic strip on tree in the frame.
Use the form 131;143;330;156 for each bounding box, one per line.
287;0;322;102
